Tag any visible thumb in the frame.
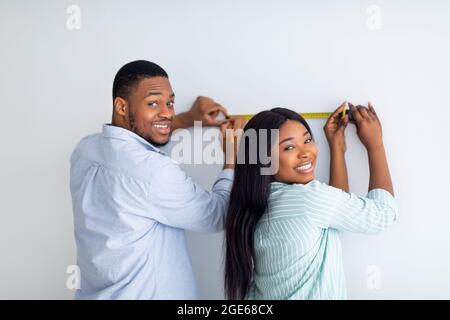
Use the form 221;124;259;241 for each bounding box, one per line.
220;120;231;135
338;115;349;131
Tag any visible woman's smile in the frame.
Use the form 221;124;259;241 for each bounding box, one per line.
294;160;315;174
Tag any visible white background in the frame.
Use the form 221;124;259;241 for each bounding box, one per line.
1;0;449;299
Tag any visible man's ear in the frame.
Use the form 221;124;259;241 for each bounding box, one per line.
113;97;128;117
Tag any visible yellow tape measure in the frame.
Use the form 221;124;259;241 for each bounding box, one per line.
228;111;349;121
230;112;333;120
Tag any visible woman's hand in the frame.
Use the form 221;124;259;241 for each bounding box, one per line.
349;102;393;196
324;101;349;153
349;102;383;150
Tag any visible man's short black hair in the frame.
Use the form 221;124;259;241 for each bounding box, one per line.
112;60;168;100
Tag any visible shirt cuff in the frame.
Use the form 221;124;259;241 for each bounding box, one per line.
212;168;234;191
219;168;234;180
367;188;398;212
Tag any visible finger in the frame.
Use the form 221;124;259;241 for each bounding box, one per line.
359;103;375;121
333;101;347;115
220;119;231;129
334;116;347;133
346;103;356;122
207;103;228;116
233;117;248;129
356;105;371;119
218;119;229;125
209;110;219;120
339;115;349;129
223;126;235;145
226;117;242;128
325;101;346;127
332;101;347;119
349;104;363;123
219;123;227;138
220;120;232;135
207;109;230;126
368;101;378;120
210;118;229;126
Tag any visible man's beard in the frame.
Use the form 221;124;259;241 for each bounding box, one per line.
129;111;170;147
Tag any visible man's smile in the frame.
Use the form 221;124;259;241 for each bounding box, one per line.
152;121;171;135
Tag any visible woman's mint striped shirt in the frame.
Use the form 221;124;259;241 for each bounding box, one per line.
246;180;399;300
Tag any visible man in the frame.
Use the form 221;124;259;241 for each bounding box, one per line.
70;60;244;299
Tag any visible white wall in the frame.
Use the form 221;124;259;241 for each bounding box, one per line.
1;0;449;299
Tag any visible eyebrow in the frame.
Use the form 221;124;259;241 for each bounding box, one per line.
145;91;175;98
279;131;311;145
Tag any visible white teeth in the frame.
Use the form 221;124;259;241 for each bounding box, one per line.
153;124;169;129
296;162;312;171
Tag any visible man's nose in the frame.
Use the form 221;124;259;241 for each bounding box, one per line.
158;104;173;119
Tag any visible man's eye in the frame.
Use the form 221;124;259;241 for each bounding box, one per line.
148;102;158;107
284;145;295;151
167;101;175;108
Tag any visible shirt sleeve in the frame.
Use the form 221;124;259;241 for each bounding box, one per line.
148;159;234;233
300;181;399;234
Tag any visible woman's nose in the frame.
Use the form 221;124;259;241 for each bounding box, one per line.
297;151;310;159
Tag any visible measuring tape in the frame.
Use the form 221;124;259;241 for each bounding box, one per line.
228;110;353;121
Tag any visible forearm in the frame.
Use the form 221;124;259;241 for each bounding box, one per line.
223;149;236;169
222;127;238;170
329;147;349;192
367;144;394;196
172;112;193;130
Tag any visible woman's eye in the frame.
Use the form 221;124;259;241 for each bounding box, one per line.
305;138;312;144
148;102;158;108
284;145;295;151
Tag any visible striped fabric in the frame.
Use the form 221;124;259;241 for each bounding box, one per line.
246;180;399;300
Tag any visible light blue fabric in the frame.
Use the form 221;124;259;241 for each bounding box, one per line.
246;180;399;300
70;124;234;299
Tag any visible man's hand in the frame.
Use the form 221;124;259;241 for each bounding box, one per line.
220;117;247;169
324;101;349;153
172;96;228;130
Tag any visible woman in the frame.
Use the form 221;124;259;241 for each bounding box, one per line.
224;102;398;299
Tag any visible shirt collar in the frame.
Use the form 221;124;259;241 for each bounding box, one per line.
270;180;317;190
101;124;166;155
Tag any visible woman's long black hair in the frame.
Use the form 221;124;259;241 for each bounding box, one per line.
224;107;313;300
